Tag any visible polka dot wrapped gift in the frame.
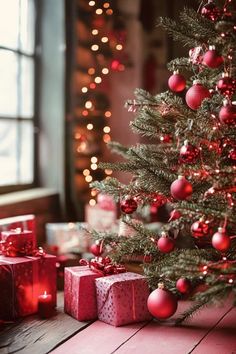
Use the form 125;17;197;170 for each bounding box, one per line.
95;272;152;327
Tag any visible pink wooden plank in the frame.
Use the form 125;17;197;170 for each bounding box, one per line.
114;301;233;354
51;320;150;354
192;307;236;354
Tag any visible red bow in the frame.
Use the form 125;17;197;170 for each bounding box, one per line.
79;256;126;276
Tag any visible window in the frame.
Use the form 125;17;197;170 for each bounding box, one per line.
0;0;37;192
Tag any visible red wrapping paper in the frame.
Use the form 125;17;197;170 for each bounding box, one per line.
64;266;102;321
0;254;56;320
1;229;35;257
95;272;152;326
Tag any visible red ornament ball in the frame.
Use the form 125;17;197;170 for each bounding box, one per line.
90;243;103;256
217;75;234;96
120;197;137;214
212;228;231;252
160;134;172;143
147;287;178;319
157;234;175;253
203;46;223;68
185;82;211;110
201;1;221;22
228;148;236;161
170;176;193;200
168;72;186;92
179;140;199;163
191;219;212;238
169;209;181;221
176;278;191;294
219;102;236;125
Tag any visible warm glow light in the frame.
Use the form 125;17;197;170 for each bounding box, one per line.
87;123;94;130
116;44;123;51
96;8;103;15
105;111;111;117
103;2;110;8
91;163;98;170
85;101;93;109
229;278;233;284
89;199;96;206
105;169;113;175
89;0;95;6
105;176;111;180
92;29;98;35
91;156;98;163
90;83;96;89
75;133;81;139
118;64;125;71
102;67;109;74
103;126;110;133
103;134;111;143
82;110;89;117
85;175;93;182
91;44;99;51
101;36;108;43
81;87;88;93
88;67;95;75
95;76;102;83
106;9;113;15
91;189;97;196
83;169;90;176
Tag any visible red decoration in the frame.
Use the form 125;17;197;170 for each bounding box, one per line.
168;209;181;221
38;291;54;318
90;242;103;256
147;285;178;319
143;254;153;263
80;256;126;276
1;229;35;257
219;101;236;125
185;81;211;110
168;72;186;92
212;228;231;252
157;233;175;253
120;197;138;214
201;1;221;22
176;278;191;294
191;219;212;238
179;140;199;163
203;46;223;68
189;46;203;65
160;134;172;143
152;194;167;208
217;74;235;96
170;176;193;200
228;148;236;161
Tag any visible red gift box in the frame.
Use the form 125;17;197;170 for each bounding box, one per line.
64;266;102;321
95;272;152;326
0;254;56;320
1;229;35;257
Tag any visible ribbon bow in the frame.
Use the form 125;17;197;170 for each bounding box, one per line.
79;256;126;276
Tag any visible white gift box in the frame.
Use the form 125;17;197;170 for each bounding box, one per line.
85;204;117;231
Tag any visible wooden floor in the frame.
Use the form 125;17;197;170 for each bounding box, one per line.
0;295;236;354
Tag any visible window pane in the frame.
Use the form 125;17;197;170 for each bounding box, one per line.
20;56;34;117
0;120;17;185
19;121;33;183
20;0;35;54
0;50;18;117
0;0;20;50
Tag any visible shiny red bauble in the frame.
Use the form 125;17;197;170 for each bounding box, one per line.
160;134;172;143
203;46;223;68
168;72;186;92
176;278;191;294
90;243;103;256
169;209;181;221
228;148;236;161
147;287;178;319
219;102;236;125
217;75;235;96
170;176;193;200
157;235;175;253
179;140;199;163
191;219;212;238
120;197;138;214
185;82;211;110
201;1;221;22
212;228;231;252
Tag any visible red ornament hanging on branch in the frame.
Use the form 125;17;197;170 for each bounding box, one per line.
219;100;236;125
191;218;212;238
201;0;221;22
170;176;193;200
203;45;223;68
176;278;191;294
217;73;235;97
120;196;138;214
179;140;199;163
90;241;103;256
147;284;178;319
185;80;211;110
212;227;231;252
168;71;186;92
156;232;175;253
228;148;236;161
168;209;181;221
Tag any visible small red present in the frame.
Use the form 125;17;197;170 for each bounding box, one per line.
64;266;102;321
0;254;56;320
0;215;36;239
1;229;35;257
95;272;152;326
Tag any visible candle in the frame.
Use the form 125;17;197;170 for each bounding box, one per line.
38;291;54;318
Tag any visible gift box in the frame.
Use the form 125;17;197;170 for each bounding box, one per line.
95;272;151;326
0;254;56;320
46;222;91;254
85;204;117;231
1;229;35;257
64;265;102;321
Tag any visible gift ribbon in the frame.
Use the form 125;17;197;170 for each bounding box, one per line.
79;256;126;276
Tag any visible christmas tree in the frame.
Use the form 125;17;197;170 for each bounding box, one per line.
90;0;236;322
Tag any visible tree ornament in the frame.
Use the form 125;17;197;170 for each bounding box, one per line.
152;194;167;208
147;284;178;319
90;241;103;256
176;278;191;294
160;134;172;143
228;147;236;161
191;218;212;238
170;176;193;200
189;46;203;65
179;140;199;163
212;227;231;252
219;100;236;125
143;254;153;263
120;196;138;214
217;73;234;97
157;232;175;253
203;45;223;68
169;209;181;221
168;71;186;92
185;80;211;110
201;0;221;22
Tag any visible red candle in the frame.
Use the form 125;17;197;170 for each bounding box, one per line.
38;291;54;318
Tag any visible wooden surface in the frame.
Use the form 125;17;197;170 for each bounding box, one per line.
1;297;236;354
